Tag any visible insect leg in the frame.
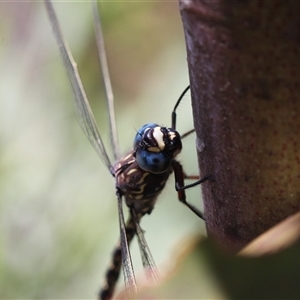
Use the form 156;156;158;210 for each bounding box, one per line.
171;85;190;130
171;160;208;220
177;175;210;190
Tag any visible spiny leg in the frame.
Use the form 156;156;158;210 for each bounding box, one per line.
177;175;211;190
171;160;208;220
172;107;211;219
171;85;190;130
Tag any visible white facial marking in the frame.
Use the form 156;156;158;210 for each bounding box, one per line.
153;127;165;150
148;146;160;153
169;131;176;140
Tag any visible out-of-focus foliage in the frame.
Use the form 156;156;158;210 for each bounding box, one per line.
136;213;300;299
0;1;205;298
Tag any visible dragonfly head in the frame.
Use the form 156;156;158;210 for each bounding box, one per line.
134;123;182;174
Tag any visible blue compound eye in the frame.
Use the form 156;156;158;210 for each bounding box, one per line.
134;123;158;148
136;149;171;174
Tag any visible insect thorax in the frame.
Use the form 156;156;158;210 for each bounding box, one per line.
112;124;182;215
113;151;172;215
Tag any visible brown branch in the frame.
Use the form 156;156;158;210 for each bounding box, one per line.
179;0;300;251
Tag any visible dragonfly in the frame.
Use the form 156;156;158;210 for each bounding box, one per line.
44;1;208;299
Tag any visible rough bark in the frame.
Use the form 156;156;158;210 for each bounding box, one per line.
179;0;300;251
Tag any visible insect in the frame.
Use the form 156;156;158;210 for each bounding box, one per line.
44;1;208;299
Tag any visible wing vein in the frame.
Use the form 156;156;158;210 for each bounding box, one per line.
117;194;138;297
92;0;120;161
44;0;112;171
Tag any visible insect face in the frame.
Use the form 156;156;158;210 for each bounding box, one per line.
134;123;182;174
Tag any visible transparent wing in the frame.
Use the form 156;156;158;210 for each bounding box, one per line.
136;222;160;283
130;209;160;284
92;0;120;161
117;195;138;297
44;0;112;171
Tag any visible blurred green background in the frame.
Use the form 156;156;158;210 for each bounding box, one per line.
0;1;205;298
